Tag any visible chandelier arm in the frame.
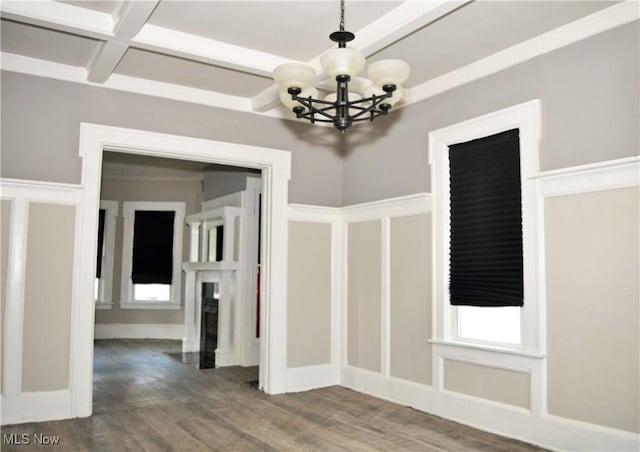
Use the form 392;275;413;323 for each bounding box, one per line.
301;104;337;120
291;95;342;116
296;111;334;123
291;96;336;120
349;94;393;120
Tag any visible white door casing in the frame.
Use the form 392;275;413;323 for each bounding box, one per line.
73;123;291;418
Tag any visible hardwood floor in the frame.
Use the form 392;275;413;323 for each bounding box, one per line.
1;340;546;451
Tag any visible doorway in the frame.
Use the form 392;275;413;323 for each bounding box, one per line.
72;124;291;419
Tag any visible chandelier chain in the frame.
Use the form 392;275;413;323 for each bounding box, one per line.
340;0;345;32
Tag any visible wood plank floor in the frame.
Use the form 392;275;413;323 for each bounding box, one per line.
1;340;546;451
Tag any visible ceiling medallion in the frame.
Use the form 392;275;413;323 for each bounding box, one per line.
273;0;410;133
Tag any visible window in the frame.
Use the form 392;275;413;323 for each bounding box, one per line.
95;201;117;308
429;100;543;354
121;202;185;309
448;129;523;346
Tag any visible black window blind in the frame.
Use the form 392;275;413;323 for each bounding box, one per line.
96;209;106;278
131;210;175;284
448;128;524;307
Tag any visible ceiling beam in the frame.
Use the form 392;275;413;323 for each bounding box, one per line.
131;24;290;78
0;0;285;83
0;0;113;40
251;0;468;113
87;1;159;83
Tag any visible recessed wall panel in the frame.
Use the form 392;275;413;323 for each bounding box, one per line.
22;203;75;392
444;359;530;409
287;221;332;368
389;214;432;385
546;187;640;433
347;220;381;372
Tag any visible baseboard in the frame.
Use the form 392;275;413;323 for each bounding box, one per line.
341;366;639;452
1;390;72;425
285;364;339;393
94;323;183;340
215;350;239;367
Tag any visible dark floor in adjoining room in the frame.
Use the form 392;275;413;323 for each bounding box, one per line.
1;339;547;451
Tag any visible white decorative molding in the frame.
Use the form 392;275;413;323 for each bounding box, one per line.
94;323;184;340
407;1;640;107
202;191;243;211
1;197;28;402
342;365;639;452
535;156;640;197
432;342;543;416
1;390;73;426
286;203;344;393
132;24;290;78
86;1;158;83
0;178;84;427
288;204;341;223
0;178;82;204
342;193;432;223
95;200;117;308
285;364;340;393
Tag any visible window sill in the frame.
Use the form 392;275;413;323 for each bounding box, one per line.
429;339;545;359
120;302;182;310
95;302;113;310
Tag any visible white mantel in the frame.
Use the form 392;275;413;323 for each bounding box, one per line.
182;205;242;366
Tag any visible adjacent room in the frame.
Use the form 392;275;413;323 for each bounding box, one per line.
0;1;638;451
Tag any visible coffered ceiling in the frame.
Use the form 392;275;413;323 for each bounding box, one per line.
1;1;636;123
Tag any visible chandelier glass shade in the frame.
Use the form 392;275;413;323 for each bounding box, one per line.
272;0;410;132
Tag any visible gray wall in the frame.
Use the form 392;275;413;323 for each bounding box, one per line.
2;23;636;208
342;22;639;205
0;72;343;207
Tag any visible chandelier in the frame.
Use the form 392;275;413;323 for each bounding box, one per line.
272;0;410;133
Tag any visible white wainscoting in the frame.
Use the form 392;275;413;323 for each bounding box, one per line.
0;178;84;426
286;204;342;393
338;159;639;451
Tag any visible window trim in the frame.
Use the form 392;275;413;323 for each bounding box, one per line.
95;200;117;309
121;201;185;310
428;100;544;356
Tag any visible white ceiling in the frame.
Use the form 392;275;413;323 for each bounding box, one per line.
0;0;633;121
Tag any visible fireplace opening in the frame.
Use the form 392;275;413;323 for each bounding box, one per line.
199;282;219;369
